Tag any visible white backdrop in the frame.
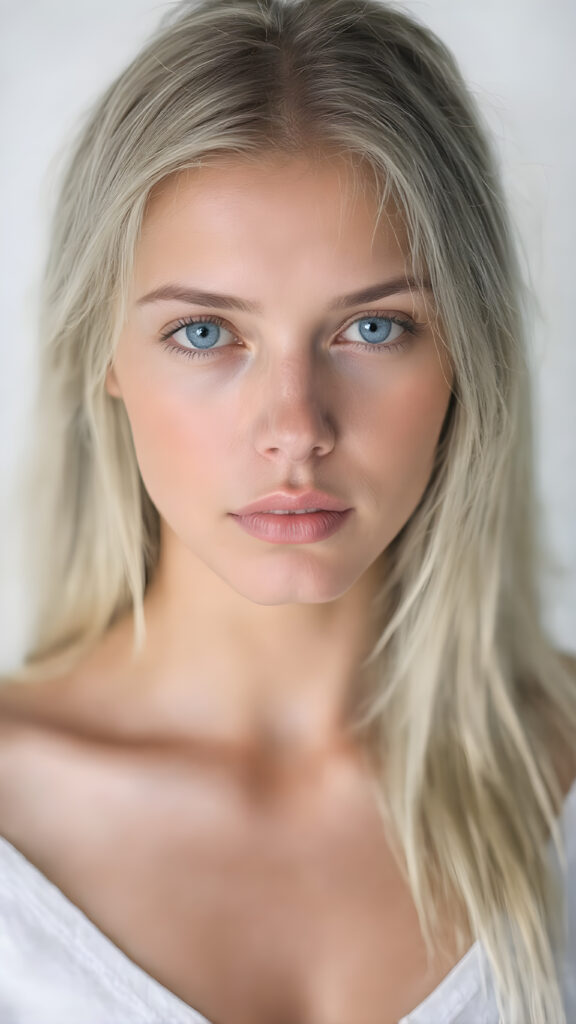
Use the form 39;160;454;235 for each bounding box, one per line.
0;0;574;668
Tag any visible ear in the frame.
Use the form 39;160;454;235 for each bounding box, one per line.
105;363;122;398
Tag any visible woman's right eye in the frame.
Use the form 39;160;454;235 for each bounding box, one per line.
159;315;236;360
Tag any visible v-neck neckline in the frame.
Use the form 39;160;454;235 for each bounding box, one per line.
1;773;575;1024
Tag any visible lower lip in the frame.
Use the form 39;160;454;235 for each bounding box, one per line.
230;509;353;544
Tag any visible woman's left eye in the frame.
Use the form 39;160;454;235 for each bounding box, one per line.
158;311;424;361
338;314;421;352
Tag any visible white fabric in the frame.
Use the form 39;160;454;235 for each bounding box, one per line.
0;777;575;1024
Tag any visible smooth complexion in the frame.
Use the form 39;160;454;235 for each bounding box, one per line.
104;152;454;757
0;154;462;1024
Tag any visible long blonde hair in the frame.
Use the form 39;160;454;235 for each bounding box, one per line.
6;0;576;1019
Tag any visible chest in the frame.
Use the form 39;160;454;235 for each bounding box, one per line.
4;742;470;1024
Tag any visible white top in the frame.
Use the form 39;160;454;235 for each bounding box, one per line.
0;778;575;1024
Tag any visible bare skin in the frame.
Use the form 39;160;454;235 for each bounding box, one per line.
0;655;574;1024
103;151;454;756
0;659;475;1024
1;153;574;1023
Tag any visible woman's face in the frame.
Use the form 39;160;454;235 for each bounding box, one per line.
107;153;453;605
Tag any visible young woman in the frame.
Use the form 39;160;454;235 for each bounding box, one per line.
0;1;575;1022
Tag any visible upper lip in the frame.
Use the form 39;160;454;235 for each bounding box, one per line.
233;491;352;515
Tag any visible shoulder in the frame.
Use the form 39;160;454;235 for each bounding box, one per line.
0;665;113;758
0;670;129;863
0;673;70;739
0;678;38;840
0;672;53;764
0;672;89;839
0;675;39;759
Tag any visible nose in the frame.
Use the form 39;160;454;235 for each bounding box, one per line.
252;354;336;464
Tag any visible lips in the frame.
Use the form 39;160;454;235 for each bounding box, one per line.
233;490;351;516
231;508;353;543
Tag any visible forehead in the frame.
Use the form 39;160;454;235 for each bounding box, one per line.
140;153;410;260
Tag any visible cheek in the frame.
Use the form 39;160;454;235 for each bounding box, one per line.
386;373;448;446
360;362;451;487
118;370;226;504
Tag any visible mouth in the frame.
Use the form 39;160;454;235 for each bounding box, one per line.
229;508;353;544
252;509;324;515
233;490;352;516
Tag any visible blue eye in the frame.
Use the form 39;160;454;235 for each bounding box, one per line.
340;315;406;347
158;311;424;361
158;316;235;360
178;319;232;352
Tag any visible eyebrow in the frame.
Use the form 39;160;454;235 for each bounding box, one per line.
136;274;432;314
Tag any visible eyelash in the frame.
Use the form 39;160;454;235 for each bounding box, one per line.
158;311;426;361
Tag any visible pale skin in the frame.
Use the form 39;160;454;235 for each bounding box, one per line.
2;152;572;1024
102;151;453;756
